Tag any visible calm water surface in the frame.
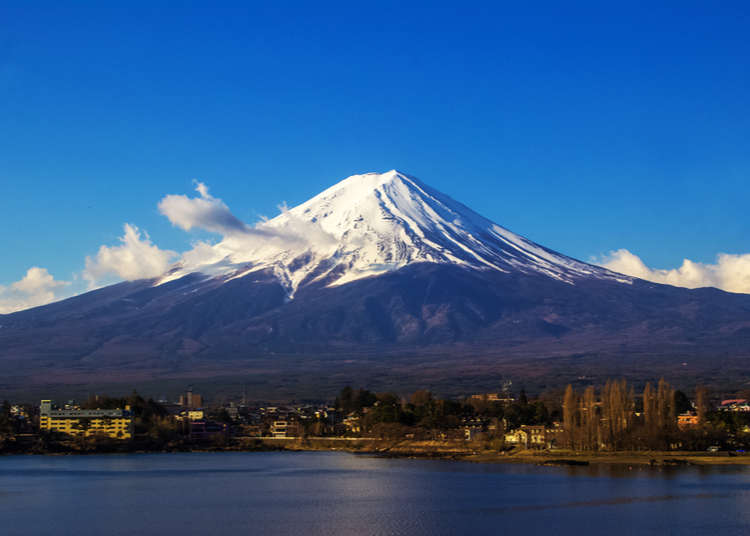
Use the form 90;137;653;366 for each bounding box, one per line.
1;451;749;535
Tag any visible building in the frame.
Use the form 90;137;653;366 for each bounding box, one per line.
176;409;204;421
225;404;240;421
342;415;362;435
188;420;228;441
270;420;299;438
504;425;561;449
470;393;515;404
504;426;546;448
270;420;289;438
719;399;750;412
464;425;484;441
677;413;701;429
178;388;203;409
10;405;28;419
39;400;133;439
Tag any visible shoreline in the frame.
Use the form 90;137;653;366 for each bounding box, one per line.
286;440;750;467
5;437;750;467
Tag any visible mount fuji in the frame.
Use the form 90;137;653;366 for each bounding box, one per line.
157;170;630;295
2;170;750;395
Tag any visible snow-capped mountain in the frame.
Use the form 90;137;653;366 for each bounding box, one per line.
160;170;629;296
3;170;750;395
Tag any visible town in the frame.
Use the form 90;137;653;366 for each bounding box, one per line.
3;380;750;461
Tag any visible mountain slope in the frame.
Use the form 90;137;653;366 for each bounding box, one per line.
159;170;630;296
2;170;749;393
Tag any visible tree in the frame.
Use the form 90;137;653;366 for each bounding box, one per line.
656;378;675;430
601;379;632;450
640;379;677;449
581;386;598;451
643;382;656;432
0;401;12;437
336;387;376;415
410;390;433;407
562;385;577;449
674;390;692;415
695;386;709;423
71;418;92;450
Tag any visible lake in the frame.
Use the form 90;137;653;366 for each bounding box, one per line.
1;452;749;535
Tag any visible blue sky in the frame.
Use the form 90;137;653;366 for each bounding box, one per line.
1;2;748;308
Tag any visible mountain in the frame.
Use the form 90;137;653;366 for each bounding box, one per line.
2;170;750;396
159;170;630;295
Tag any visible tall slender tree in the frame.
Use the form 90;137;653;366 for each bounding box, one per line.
601;379;631;450
643;382;655;430
582;386;598;451
695;385;709;423
562;384;577;449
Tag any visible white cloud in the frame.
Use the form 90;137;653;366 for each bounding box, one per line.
158;181;249;236
180;240;226;269
0;267;70;314
83;224;177;286
2;181;341;311
596;249;750;294
160;184;337;276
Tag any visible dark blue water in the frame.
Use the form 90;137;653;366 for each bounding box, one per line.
1;452;749;535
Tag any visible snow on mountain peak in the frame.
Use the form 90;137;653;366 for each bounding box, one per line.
159;170;630;295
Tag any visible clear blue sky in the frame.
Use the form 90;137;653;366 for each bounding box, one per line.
1;2;748;287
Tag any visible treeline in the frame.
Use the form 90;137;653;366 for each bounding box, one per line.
336;381;750;451
562;379;742;451
334;386;555;438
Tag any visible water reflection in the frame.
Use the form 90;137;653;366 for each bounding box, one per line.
0;452;749;536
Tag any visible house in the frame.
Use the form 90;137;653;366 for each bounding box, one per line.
504;425;556;449
677;413;700;429
504;428;530;447
342;415;361;434
270;420;298;438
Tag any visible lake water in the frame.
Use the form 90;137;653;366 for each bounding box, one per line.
1;452;749;535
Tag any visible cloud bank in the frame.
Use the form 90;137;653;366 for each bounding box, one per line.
157;186;337;275
83;224;177;286
158;181;249;236
596;249;750;294
0;267;69;314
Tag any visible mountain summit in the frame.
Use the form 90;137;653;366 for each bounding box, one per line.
2;170;750;394
161;170;628;296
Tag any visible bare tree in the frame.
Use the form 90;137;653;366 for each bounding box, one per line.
601;379;632;450
581;386;598;451
562;384;578;449
695;385;709;424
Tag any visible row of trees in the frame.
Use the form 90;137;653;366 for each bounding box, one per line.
562;379;724;451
